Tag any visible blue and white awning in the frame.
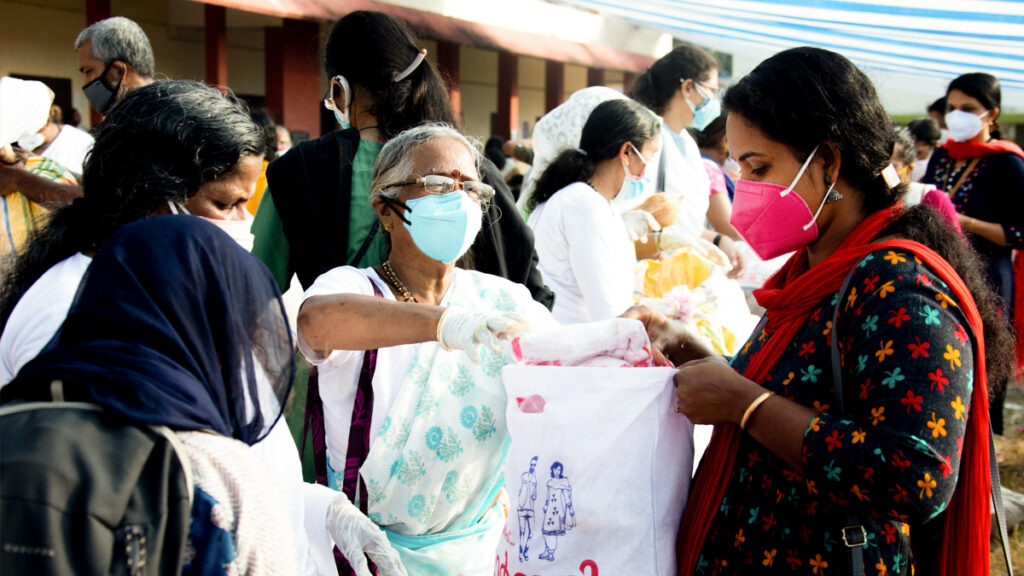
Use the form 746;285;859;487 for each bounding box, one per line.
551;0;1024;110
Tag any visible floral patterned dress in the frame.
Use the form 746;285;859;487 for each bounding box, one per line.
923;147;1024;315
695;247;976;575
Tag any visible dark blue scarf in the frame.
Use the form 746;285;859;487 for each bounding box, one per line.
3;216;294;445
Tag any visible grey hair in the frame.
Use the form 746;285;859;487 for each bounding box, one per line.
893;126;916;167
75;17;155;78
370;123;482;202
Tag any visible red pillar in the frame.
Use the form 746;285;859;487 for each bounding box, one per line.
587;67;605;87
623;72;637;94
496;52;518;140
86;0;111;126
437;41;461;121
265;19;321;140
545;60;564;112
205;5;228;89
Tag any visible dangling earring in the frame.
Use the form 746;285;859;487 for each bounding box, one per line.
824;174;843;204
383;221;393;233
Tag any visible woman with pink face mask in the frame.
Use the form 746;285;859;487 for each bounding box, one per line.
626;47;1013;575
921;72;1024;435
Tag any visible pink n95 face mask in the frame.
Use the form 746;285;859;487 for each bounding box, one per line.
729;145;834;261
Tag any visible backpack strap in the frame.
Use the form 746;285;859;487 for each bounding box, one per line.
0;400;195;512
150;425;195;511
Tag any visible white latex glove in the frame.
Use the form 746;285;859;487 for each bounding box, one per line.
620;209;661;242
326;493;408;576
438;308;529;363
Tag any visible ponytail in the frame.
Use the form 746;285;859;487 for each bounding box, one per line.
529;149;595;211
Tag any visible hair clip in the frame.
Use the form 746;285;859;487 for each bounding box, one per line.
576;148;588;156
394;49;428;82
881;164;901;189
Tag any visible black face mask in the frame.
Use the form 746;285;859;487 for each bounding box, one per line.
82;62;123;115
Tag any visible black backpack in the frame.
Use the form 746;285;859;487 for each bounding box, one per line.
0;400;194;575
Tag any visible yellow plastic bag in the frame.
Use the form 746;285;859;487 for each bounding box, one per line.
640;248;713;298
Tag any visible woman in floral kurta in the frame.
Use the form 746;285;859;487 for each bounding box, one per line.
694;248;972;574
664;47;1009;576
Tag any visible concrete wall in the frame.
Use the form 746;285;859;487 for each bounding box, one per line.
0;0;632;139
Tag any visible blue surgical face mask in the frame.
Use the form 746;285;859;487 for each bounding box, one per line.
686;82;721;132
617;143;651;203
402;191;483;264
323;75;352;130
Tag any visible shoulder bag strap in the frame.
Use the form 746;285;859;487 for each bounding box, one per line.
348;220;380;268
946;157;980;198
656;140;667;192
831;266;867;575
832;252;1014;576
991;423;1015;575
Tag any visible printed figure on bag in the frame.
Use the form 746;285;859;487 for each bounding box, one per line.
517;456;539;562
540;461;575;562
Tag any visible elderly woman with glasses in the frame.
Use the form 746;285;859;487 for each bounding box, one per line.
297;123;557;575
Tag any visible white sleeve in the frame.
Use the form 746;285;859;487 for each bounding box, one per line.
296;267;376;367
251;423;321;576
0;256;90;388
303;483;342;576
563;194;633;321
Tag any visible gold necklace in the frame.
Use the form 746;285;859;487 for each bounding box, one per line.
380;260;417;303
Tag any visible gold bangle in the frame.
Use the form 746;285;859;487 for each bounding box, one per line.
436;308;450;350
740;391;775;431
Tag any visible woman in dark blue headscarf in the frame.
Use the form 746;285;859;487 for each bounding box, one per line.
3;215;293;443
2;215;302;573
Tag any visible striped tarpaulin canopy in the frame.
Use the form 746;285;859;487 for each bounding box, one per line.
550;0;1024;109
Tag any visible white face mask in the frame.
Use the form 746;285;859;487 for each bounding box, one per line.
166;200;255;252
200;213;255;252
945;109;988;143
16;132;45;152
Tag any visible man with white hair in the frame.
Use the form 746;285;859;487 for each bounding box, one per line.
75;16;155;115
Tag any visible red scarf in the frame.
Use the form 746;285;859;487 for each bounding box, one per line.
942;138;1024;375
677;206;992;576
943;137;1024;162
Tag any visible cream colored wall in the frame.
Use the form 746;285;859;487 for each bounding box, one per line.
518;55;544;138
0;0;91;124
459;46;497;139
564;63;587;100
1;0;272;129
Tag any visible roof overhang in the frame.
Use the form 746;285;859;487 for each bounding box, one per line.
192;0;656;73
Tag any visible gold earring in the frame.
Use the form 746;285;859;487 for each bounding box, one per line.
383;222;392;233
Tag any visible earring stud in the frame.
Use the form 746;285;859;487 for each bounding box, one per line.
383;222;393;233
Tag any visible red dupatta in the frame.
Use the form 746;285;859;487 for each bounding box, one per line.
677;205;992;576
942;138;1024;376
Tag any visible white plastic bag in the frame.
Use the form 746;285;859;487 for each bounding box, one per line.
494;366;693;576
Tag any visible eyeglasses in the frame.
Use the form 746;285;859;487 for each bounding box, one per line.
389;174;495;202
679;79;720;97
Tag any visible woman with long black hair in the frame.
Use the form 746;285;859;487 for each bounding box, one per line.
636;47;1012;575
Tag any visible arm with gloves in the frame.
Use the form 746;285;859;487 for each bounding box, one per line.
298;293;526;363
